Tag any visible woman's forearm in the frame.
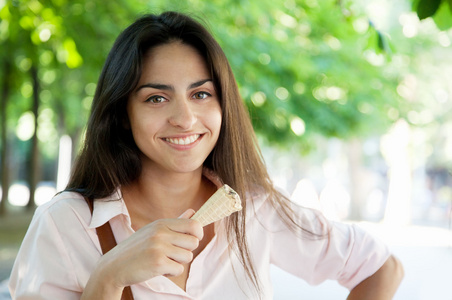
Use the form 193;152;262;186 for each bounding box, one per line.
347;255;404;300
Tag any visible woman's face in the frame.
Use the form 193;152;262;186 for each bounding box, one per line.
127;41;222;175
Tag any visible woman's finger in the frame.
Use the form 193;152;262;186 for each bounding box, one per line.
163;218;204;241
178;208;196;219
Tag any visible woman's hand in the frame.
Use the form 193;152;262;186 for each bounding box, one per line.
82;209;202;299
347;255;404;300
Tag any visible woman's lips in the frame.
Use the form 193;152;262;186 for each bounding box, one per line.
164;134;201;146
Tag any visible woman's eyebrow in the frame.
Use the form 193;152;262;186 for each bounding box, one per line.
135;79;212;93
135;83;173;92
188;79;212;89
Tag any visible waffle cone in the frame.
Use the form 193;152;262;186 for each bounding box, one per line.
191;184;242;227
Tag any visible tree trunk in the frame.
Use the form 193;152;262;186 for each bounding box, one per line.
0;59;11;217
26;65;40;211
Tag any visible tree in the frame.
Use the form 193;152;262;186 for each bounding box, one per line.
0;0;139;213
200;0;405;152
0;50;12;216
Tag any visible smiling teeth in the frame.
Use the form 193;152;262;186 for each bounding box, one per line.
165;134;200;145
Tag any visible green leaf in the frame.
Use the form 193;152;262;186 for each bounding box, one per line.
411;0;421;10
433;0;452;30
447;0;452;12
417;0;442;20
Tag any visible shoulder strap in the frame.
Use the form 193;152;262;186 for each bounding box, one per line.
84;196;134;300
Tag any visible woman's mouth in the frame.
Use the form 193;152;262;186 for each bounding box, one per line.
164;134;201;145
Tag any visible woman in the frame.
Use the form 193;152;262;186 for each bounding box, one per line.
9;11;403;299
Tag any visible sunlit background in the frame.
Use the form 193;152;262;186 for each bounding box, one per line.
1;0;452;299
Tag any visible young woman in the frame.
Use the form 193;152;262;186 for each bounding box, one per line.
9;11;403;300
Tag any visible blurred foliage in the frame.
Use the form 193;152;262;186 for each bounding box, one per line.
1;0;406;155
1;0;139;146
0;0;450;179
412;0;452;29
208;0;404;152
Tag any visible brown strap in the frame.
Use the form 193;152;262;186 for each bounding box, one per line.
84;196;134;300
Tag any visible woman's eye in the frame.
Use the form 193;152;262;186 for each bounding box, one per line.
193;92;211;100
145;95;166;103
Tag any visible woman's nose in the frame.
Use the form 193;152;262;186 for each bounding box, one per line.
168;99;197;129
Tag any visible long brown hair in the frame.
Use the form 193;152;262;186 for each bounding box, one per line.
67;11;321;296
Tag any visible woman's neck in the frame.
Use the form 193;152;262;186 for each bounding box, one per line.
121;167;215;230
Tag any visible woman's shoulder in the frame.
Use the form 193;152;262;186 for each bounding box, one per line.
246;186;330;234
35;191;85;213
32;191;91;227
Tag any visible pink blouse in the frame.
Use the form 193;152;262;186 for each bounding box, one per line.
9;186;390;299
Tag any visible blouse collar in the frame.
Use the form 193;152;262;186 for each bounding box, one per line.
88;167;223;229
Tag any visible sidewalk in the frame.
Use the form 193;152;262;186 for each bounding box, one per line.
0;209;33;300
0;246;16;300
0;280;10;300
